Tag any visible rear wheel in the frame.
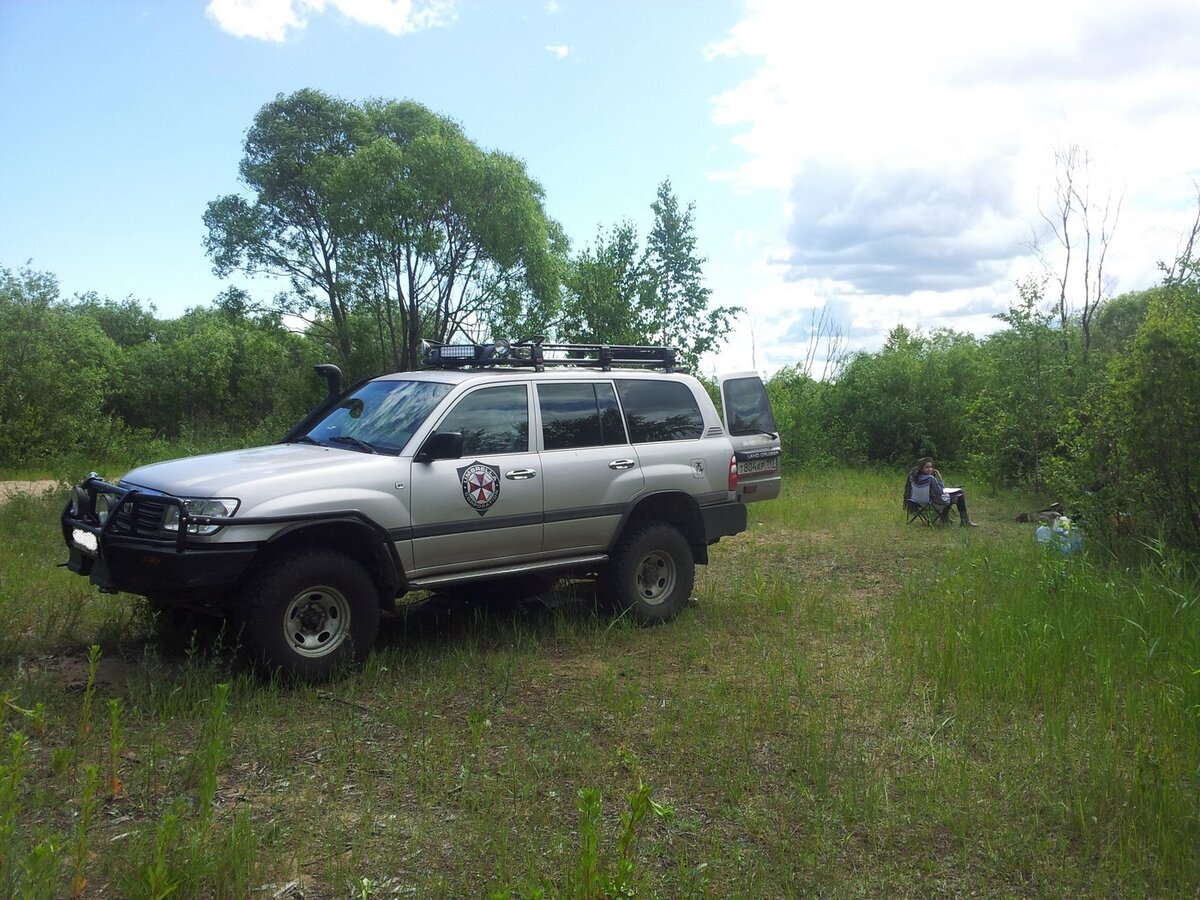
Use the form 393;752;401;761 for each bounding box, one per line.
240;551;380;680
600;522;695;625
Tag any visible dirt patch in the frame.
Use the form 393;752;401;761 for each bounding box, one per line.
26;652;140;692
0;480;59;503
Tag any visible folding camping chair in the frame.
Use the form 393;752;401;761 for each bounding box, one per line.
906;480;952;526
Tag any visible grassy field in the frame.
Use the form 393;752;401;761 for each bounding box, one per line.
0;470;1197;897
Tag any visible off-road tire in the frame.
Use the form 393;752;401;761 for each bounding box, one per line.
239;550;380;680
599;522;695;625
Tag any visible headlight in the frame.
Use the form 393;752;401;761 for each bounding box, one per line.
162;498;240;535
95;493;113;524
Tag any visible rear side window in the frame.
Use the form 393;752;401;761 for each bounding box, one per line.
435;385;529;455
722;376;778;436
615;379;704;443
539;383;627;450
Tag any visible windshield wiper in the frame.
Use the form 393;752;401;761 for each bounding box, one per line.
328;435;378;454
294;435;323;446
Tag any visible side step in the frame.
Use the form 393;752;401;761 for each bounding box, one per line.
406;554;609;590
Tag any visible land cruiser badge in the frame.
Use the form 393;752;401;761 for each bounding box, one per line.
458;462;500;516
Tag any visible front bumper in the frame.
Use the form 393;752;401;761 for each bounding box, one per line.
62;476;257;596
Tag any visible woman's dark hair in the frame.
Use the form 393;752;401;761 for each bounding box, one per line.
916;456;934;469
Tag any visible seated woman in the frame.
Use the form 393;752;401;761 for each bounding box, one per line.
909;457;979;527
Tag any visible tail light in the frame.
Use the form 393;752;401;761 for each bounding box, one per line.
728;453;739;492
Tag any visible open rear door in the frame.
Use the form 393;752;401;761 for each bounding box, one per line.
716;372;782;503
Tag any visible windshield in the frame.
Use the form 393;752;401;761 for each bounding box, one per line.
302;380;452;454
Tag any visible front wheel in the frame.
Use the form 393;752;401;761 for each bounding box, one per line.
600;522;695;625
240;551;380;679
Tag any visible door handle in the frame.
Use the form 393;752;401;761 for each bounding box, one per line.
505;468;537;480
608;459;636;470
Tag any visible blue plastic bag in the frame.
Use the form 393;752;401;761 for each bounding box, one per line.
1037;516;1081;555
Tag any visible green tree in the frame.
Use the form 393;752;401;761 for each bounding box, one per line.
0;267;119;466
764;365;833;467
70;293;158;347
330;99;564;371
206;90;564;377
203;89;360;364
111;304;319;441
1090;288;1152;355
559;222;645;345
641;180;741;370
1075;211;1200;549
965;278;1067;491
559;182;739;369
823;325;980;466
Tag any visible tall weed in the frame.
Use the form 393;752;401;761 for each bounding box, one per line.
891;540;1200;888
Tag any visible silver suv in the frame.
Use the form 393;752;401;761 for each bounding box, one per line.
62;340;781;677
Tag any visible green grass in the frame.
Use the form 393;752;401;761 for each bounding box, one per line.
0;469;1196;896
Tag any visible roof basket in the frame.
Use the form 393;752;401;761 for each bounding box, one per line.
421;337;678;373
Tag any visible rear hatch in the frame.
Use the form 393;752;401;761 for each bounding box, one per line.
717;372;782;502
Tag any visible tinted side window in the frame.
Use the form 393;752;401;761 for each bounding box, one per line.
722;377;778;436
595;383;626;446
615;379;704;443
539;383;628;450
436;385;529;455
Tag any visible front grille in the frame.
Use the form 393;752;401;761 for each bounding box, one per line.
110;495;169;536
132;498;168;533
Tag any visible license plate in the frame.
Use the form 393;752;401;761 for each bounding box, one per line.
72;528;99;555
738;458;777;475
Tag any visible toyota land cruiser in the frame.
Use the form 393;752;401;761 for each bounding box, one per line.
61;339;781;677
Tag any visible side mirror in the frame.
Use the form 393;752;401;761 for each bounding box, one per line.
414;431;464;463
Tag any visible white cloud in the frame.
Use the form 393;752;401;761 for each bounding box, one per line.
705;0;1200;366
205;0;456;42
545;0;561;14
545;43;570;60
205;0;305;41
331;0;456;35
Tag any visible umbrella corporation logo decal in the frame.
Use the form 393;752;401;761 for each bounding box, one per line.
458;461;500;516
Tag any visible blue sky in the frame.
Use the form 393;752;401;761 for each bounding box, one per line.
3;1;1199;374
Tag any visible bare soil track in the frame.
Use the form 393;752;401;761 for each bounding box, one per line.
0;479;59;503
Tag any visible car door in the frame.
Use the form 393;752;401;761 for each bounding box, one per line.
716;372;782;502
535;380;645;553
409;382;543;575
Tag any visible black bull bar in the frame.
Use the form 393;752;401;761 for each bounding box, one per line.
62;475;235;567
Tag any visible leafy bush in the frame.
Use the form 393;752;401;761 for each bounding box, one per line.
0;267;121;467
0;266;324;468
108;305;319;439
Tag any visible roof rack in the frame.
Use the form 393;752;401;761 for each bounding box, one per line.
421;337;678;373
